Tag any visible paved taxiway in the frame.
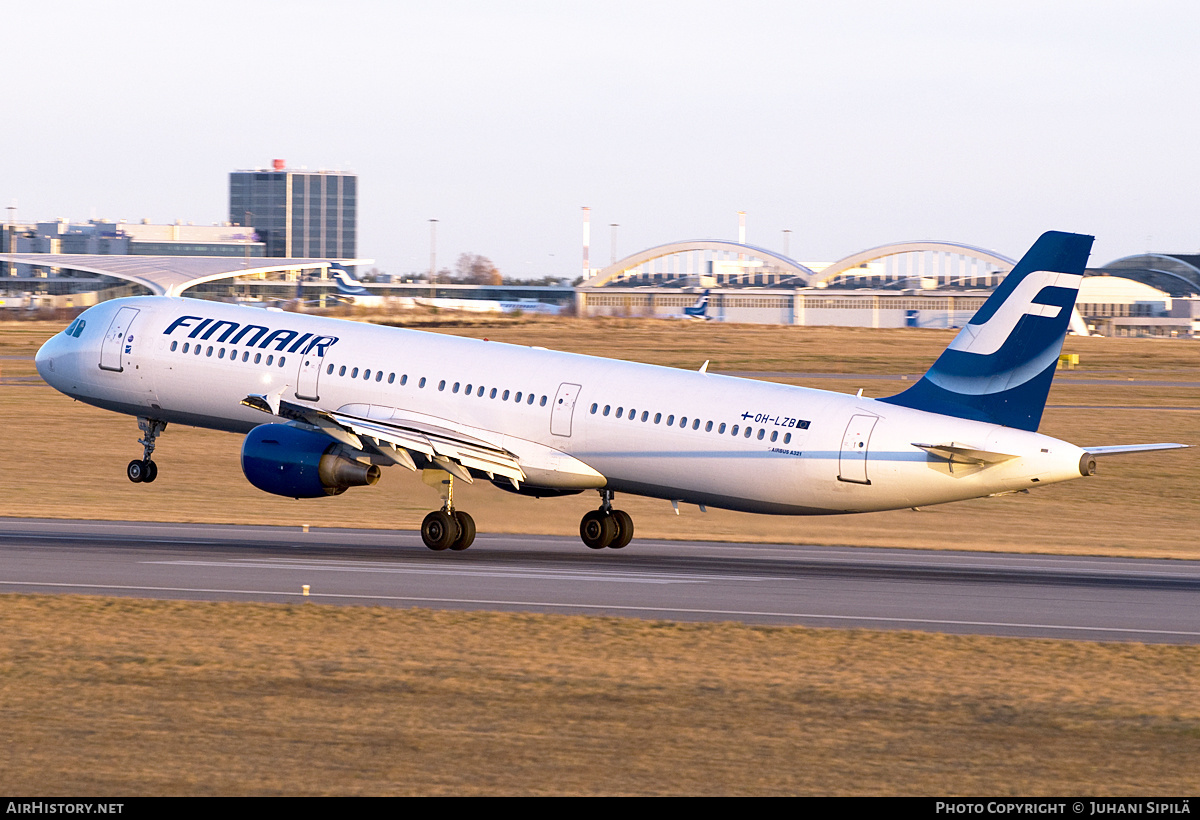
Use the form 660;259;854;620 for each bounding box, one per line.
1;517;1197;643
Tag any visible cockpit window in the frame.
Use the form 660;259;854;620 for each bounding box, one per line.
63;319;86;338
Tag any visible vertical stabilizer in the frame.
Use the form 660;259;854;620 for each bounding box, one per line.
879;230;1093;431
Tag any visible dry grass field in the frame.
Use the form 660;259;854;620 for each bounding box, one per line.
1;314;1197;795
1;316;1196;557
1;595;1197;796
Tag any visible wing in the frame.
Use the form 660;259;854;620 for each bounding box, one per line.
242;389;526;487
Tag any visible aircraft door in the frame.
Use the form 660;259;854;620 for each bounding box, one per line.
99;307;140;373
838;414;879;485
295;347;326;401
550;382;582;437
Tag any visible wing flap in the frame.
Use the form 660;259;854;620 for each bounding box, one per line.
241;393;526;483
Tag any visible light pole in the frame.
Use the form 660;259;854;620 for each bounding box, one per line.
782;229;791;258
428;219;438;297
609;223;619;265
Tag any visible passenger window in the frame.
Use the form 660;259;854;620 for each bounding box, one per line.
705;421;712;432
590;403;598;414
784;433;791;444
693;419;701;430
400;375;407;385
679;416;686;428
603;405;610;416
194;345;201;355
502;390;510;400
267;355;274;366
419;377;426;388
278;356;285;366
206;346;213;357
326;364;334;375
770;431;778;442
462;383;469;394
181;342;188;353
376;371;383;382
218;348;225;359
527;394;535;405
478;386;485;397
666;415;674;425
364;369;371;380
616;407;624;418
439;380;446;391
757;429;765;440
731;424;739;436
539;396;547;406
490;388;497;399
170;341;178;352
744;427;752;438
641;411;648;422
388;373;396;384
654;413;662;424
515;391;522;402
254;353;261;364
718;423;725;433
339;366;347;376
242;351;249;362
351;367;359;378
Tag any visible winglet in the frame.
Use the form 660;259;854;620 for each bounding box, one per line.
880;231;1093;431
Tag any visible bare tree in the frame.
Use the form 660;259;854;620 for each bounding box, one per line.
453;253;502;285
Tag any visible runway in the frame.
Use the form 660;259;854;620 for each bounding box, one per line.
1;517;1198;644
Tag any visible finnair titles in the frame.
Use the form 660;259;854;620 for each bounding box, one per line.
35;231;1185;551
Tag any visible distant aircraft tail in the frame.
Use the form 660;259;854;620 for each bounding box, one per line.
879;230;1093;432
330;263;369;297
684;289;710;319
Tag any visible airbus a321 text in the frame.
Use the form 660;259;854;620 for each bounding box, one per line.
35;231;1185;551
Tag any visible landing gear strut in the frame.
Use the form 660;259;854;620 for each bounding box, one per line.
579;490;633;550
127;417;166;484
420;470;476;551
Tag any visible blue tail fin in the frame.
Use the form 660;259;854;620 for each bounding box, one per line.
330;263;369;296
879;230;1093;431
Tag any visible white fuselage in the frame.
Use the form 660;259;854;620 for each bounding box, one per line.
36;296;1090;514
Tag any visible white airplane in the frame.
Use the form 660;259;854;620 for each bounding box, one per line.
34;231;1184;551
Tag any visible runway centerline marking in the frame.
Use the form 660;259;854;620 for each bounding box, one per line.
142;558;712;584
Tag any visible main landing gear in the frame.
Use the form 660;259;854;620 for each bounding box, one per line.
579;490;633;550
126;417;166;484
420;470;476;551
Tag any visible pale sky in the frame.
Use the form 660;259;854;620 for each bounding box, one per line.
5;0;1198;277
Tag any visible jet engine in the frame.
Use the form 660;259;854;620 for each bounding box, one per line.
241;423;381;498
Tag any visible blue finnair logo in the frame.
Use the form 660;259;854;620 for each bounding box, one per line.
924;270;1082;396
881;230;1093;432
163;315;339;356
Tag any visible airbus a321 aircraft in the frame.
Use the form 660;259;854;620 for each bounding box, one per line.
34;231;1184;551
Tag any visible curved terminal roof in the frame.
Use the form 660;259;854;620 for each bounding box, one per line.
587;240;816;288
1096;254;1200;297
813;240;1015;284
2;254;373;297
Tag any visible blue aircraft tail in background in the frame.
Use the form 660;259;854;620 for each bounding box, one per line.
684;290;711;320
330;263;370;297
879;230;1093;432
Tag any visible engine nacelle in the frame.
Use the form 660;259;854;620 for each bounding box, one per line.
241;423;381;498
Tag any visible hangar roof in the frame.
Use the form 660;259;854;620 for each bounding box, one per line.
1;254;373;297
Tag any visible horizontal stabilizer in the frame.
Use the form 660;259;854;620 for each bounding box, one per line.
1083;443;1188;456
913;443;1020;465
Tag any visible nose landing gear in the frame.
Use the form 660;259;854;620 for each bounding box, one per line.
126;417;166;484
579;490;633;550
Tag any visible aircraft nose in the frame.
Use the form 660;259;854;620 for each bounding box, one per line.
35;332;65;385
